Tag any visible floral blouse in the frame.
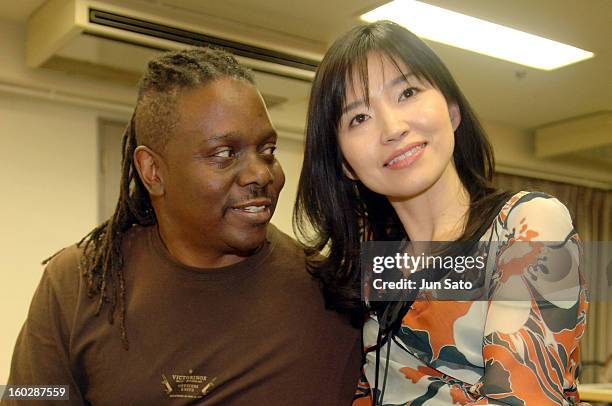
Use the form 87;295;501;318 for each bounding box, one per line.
354;191;589;405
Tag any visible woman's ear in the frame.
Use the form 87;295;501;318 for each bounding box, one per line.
133;146;165;197
342;159;359;181
449;102;461;132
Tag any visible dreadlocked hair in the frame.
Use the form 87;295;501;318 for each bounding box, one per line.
43;47;255;350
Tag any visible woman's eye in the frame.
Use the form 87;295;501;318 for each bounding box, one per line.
349;113;370;128
213;149;233;158
399;87;418;101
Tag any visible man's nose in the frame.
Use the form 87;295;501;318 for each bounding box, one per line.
379;104;409;144
237;152;274;188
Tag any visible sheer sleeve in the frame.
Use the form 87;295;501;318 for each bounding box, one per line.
467;194;588;405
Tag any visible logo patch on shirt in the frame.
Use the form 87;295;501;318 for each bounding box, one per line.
161;369;217;399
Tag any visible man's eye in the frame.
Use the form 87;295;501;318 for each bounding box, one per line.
261;145;276;155
399;87;418;101
349;113;370;128
213;149;233;158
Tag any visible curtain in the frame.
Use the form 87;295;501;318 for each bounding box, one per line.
493;172;612;384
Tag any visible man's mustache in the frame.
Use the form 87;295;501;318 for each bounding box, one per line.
227;186;278;208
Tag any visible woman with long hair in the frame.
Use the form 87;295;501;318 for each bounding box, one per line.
295;21;587;405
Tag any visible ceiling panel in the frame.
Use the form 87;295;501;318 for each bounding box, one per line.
160;0;387;42
0;0;45;21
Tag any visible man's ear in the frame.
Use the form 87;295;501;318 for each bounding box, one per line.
449;102;461;132
133;146;165;197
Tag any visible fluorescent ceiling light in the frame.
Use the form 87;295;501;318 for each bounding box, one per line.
361;0;594;70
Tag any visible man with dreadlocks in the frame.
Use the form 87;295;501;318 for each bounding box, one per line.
5;48;361;405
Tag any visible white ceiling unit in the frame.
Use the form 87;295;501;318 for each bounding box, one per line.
26;0;321;108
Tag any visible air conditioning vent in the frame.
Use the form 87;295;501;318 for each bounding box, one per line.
88;9;319;74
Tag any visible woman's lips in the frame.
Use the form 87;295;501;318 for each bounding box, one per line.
384;142;427;169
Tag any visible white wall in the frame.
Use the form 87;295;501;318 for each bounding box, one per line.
0;93;100;384
270;135;304;238
485;122;612;189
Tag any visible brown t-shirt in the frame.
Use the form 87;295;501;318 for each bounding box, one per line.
5;225;361;405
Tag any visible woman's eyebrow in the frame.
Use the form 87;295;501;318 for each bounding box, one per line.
341;73;418;115
342;99;365;115
386;73;418;89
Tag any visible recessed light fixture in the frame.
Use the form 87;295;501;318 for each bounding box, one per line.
361;0;594;70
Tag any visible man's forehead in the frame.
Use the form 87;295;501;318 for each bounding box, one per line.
177;79;259;111
173;80;271;137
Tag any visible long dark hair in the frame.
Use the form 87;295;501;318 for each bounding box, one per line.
294;21;511;326
44;48;254;349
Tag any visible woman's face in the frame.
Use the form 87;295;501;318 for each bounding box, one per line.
337;52;461;199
